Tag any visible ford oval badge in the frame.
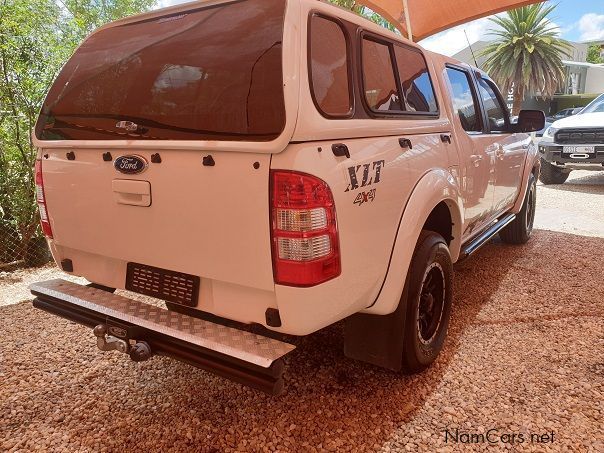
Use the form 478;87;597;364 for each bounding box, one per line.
114;155;147;174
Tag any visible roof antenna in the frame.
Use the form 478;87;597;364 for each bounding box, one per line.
465;29;479;68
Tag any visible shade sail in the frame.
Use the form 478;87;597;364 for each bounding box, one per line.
356;0;543;41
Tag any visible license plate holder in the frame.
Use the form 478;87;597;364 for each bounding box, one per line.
562;146;595;157
126;263;200;307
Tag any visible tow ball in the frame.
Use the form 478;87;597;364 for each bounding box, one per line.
93;324;152;362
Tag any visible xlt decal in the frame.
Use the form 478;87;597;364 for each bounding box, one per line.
345;160;385;192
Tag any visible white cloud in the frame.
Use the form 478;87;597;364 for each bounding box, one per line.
418;18;495;56
578;13;604;41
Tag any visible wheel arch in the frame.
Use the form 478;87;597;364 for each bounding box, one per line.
361;168;463;316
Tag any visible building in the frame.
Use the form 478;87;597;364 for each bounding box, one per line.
582;38;604;59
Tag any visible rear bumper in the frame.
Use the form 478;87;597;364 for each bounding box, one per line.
30;279;295;395
538;143;604;170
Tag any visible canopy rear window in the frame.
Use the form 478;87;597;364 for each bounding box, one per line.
36;0;286;141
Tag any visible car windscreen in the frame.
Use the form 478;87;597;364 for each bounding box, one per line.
36;0;286;141
581;94;604;114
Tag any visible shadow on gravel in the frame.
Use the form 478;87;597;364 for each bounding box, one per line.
540;171;604;195
2;230;603;451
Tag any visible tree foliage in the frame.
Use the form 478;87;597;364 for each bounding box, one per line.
0;0;154;259
329;0;396;31
480;3;572;114
586;44;603;64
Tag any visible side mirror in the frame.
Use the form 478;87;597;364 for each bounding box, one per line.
515;110;545;133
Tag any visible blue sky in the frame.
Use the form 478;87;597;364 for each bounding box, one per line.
155;0;604;56
421;0;604;55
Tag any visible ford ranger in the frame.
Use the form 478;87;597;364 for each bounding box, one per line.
30;0;545;395
539;93;604;184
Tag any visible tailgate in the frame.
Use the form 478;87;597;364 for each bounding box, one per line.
41;149;274;291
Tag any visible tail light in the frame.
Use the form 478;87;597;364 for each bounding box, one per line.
35;159;53;238
271;170;340;286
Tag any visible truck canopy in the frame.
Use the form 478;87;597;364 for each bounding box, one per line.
36;0;286;142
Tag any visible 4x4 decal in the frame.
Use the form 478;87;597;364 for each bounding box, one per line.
345;160;385;192
353;189;376;206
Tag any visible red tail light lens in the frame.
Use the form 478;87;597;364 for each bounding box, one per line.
35;159;53;238
271;170;340;286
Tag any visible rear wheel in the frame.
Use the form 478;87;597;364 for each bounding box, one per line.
539;159;569;185
401;230;453;374
500;173;536;244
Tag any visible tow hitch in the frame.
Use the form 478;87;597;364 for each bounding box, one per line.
93;324;152;362
30;279;296;395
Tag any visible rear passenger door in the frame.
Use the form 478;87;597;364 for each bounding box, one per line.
474;75;527;213
444;66;496;239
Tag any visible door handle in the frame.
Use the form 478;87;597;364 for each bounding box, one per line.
440;134;452;144
112;179;151;207
470;155;483;167
398;138;413;149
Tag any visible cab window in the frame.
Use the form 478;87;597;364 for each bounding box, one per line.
445;67;481;132
393;46;437;113
309;15;352;117
362;37;403;113
476;77;509;132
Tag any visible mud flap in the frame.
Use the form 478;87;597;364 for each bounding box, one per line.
343;285;408;371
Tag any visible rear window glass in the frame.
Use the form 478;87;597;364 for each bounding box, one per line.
393;46;437;113
309;15;351;117
362;38;402;113
36;0;286;141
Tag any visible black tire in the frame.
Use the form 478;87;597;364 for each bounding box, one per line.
500;173;536;245
538;159;569;185
401;230;453;374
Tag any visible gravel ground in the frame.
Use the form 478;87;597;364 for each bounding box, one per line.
534;170;604;238
1;171;603;452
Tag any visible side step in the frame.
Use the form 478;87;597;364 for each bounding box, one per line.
30;279;295;395
459;213;516;260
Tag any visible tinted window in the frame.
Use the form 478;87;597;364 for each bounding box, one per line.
445;68;481;132
582;94;604;113
309;15;351;117
362;38;402;112
393;46;437;113
477;78;508;132
36;0;286;141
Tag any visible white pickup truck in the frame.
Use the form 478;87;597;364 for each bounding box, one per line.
30;0;544;394
539;93;604;184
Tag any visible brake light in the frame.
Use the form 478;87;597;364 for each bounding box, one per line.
271;170;340;286
35;159;53;238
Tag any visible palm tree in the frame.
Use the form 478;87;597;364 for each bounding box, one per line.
480;3;572;115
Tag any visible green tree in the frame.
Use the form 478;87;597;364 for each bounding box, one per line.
480;3;572;115
586;44;603;64
0;0;154;262
329;0;396;31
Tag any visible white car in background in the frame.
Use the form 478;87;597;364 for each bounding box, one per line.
538;94;604;184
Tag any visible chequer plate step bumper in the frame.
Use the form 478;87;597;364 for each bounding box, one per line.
30;279;296;395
